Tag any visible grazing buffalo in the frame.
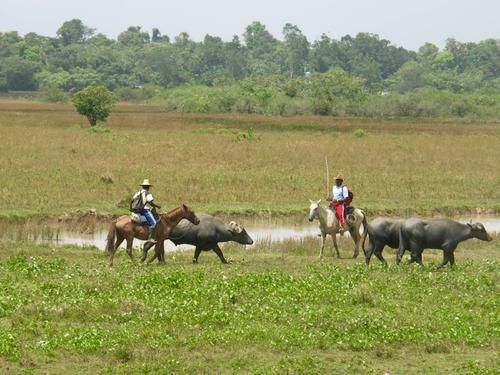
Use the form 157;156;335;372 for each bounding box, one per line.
141;214;254;264
362;217;404;266
397;218;493;269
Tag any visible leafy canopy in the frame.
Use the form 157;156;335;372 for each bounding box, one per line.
72;85;117;127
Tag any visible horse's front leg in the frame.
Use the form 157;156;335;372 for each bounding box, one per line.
157;229;172;264
158;242;166;264
332;233;340;258
126;237;134;262
318;233;326;259
147;243;159;264
141;241;154;262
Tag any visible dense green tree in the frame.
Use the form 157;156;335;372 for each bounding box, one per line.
389;60;429;92
224;36;248;79
57;19;94;45
174;32;193;48
340;33;414;85
310;34;347;73
0;32;22;59
144;44;189;87
283;24;309;78
0;19;497;110
118;26;150;47
417;42;439;63
88;33;115;47
243;21;278;61
307;68;366;114
2;56;38;90
195;35;227;84
72;85;117;126
152;28;170;43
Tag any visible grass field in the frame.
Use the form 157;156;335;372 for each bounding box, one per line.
0;238;498;374
0;100;499;219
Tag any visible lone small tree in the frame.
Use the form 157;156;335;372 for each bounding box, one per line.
72;85;117;127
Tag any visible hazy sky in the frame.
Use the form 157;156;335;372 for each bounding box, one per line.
2;0;499;50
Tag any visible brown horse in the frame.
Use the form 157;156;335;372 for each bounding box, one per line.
106;204;200;267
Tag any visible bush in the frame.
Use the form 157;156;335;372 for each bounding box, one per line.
348;89;500;119
151;82;500;120
114;87;143;102
114;85;160;102
37;85;68;103
353;128;366;138
72;85;117;127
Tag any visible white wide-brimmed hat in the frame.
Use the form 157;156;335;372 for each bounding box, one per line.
140;179;152;186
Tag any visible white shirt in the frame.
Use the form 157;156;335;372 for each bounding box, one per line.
140;189;154;210
332;185;348;202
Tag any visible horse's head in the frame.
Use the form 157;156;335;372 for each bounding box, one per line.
308;199;322;222
182;204;200;225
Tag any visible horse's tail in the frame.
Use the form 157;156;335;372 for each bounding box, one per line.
361;211;369;257
105;219;117;254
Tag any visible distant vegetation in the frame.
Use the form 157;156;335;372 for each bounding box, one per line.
0;19;499;118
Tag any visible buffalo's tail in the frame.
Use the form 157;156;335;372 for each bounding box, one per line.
397;224;406;263
361;211;369;257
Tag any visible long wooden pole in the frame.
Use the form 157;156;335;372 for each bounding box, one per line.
325;156;330;198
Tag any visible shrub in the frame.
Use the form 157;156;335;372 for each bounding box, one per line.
72;85;117;127
353;128;366;138
37;85;68;103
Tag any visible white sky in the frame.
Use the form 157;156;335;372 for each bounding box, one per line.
1;0;499;50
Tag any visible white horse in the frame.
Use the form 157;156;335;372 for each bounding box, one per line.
308;199;368;259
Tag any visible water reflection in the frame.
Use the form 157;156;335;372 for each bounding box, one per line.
0;215;498;251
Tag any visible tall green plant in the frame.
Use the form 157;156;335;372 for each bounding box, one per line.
72;85;116;127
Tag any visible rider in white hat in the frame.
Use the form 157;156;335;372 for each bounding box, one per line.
131;179;162;243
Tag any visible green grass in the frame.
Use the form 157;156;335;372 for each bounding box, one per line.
0;239;498;374
0;100;499;220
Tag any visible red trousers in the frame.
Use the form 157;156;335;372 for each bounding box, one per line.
334;202;345;226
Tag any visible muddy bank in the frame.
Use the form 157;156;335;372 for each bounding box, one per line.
0;205;498;226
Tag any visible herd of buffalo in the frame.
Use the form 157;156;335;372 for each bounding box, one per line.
108;204;494;269
363;216;492;269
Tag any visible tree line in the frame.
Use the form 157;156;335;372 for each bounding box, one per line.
1;19;499;118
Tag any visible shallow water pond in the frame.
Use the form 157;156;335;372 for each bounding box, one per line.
0;215;498;252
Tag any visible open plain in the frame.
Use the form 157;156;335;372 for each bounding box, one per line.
0;100;499;374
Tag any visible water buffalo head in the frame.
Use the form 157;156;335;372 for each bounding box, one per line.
468;222;493;242
228;221;254;245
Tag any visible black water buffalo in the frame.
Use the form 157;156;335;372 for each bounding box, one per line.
397;218;492;269
362;217;404;266
141;214;254;264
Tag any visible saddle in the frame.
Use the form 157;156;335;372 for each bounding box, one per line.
130;213;149;224
328;204;355;220
130;211;160;225
344;206;355;218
